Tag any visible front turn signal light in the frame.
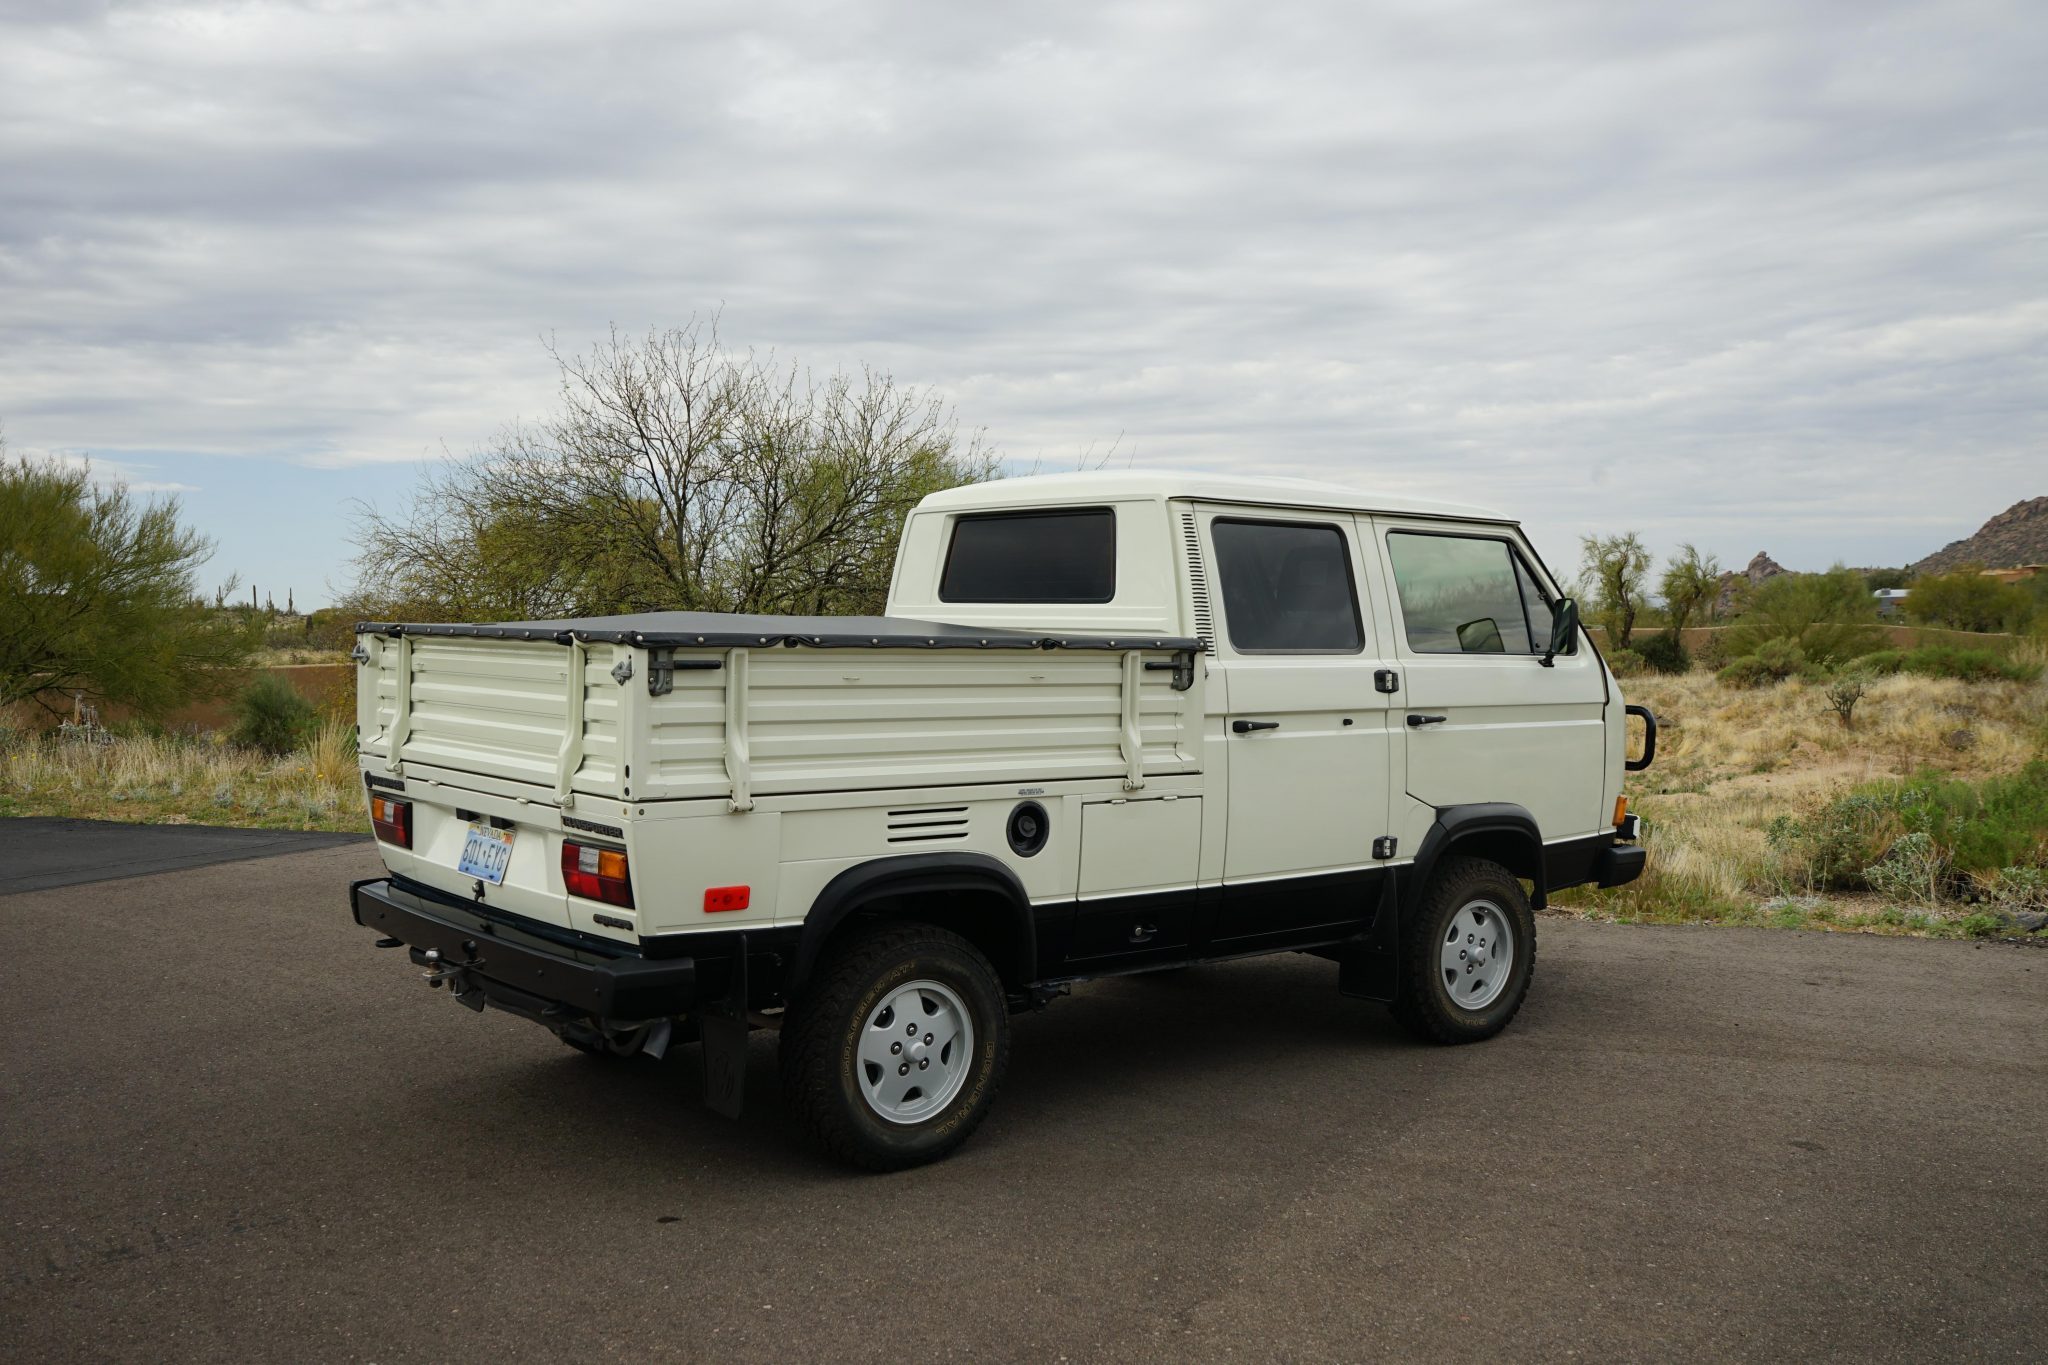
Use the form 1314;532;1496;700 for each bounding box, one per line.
1614;796;1630;828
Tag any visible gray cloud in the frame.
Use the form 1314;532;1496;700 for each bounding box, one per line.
2;0;2043;582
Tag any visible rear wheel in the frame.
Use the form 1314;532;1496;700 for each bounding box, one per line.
780;923;1010;1171
1390;856;1536;1044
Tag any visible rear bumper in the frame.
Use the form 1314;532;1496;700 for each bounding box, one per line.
350;878;697;1020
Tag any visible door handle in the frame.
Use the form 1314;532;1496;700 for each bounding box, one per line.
1406;713;1447;727
1128;922;1159;943
1231;719;1280;734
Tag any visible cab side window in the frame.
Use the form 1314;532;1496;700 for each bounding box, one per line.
1386;532;1547;655
1211;519;1363;653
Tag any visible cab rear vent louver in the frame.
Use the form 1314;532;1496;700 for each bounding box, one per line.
886;806;970;843
1180;511;1215;654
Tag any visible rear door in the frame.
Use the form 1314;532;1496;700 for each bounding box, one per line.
1197;508;1397;953
1370;520;1609;846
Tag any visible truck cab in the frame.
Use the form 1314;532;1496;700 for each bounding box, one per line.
348;471;1650;1169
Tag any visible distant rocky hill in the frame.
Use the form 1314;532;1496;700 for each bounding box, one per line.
1713;551;1787;616
1911;497;2048;576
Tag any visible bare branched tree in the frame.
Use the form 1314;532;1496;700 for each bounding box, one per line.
350;319;997;621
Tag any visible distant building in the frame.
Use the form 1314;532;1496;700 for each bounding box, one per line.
1874;588;1910;618
1978;565;2043;585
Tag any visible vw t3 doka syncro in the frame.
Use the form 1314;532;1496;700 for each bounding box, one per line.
348;472;1654;1169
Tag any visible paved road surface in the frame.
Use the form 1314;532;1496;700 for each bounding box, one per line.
1;838;2041;1362
0;817;364;895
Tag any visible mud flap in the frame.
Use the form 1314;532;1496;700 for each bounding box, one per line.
1338;871;1400;1003
699;934;748;1119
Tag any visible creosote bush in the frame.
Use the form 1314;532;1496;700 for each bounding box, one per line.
1633;630;1690;675
232;674;317;756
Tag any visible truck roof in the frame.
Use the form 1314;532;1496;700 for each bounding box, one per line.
915;469;1510;522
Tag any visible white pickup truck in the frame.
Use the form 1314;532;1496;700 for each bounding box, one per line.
349;471;1653;1168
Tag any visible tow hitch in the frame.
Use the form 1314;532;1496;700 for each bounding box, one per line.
412;946;486;1012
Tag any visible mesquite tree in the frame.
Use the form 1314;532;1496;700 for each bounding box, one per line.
0;446;253;716
1578;531;1653;650
350;319;998;622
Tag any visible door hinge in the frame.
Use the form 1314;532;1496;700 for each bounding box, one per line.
1372;836;1398;859
1374;668;1399;694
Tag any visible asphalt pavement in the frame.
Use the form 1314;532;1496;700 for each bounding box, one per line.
0;835;2042;1362
0;816;364;895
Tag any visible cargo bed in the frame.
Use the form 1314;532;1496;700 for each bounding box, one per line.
355;612;1205;810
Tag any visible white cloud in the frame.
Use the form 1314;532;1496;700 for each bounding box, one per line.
11;444;199;494
0;0;2042;579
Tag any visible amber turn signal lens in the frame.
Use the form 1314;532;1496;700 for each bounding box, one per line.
1614;796;1630;828
370;796;412;848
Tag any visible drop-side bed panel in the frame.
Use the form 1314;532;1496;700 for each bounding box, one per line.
357;615;1203;806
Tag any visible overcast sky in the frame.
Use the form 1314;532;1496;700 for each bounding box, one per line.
3;0;2044;607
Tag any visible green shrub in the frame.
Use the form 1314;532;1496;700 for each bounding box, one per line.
1987;866;2048;911
1887;760;2048;875
1896;644;2040;684
1691;632;1729;671
1634;630;1691;675
231;674;316;756
1767;792;1896;892
1607;648;1648;678
1959;913;2003;939
1864;831;1946;906
1722;568;1884;666
1853;649;1904;675
1718;637;1813;689
1905;569;2035;634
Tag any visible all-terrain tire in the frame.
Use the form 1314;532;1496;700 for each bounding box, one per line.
1389;855;1537;1044
780;922;1010;1171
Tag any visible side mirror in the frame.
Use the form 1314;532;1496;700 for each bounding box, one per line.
1542;598;1579;668
1456;618;1506;654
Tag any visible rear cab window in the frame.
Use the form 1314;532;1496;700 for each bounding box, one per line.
1211;518;1363;653
1384;530;1566;655
940;507;1116;603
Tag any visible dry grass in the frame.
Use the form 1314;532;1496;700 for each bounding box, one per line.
0;722;365;833
1556;669;2048;936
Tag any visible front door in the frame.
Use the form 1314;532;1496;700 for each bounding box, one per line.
1369;520;1610;847
1197;509;1396;953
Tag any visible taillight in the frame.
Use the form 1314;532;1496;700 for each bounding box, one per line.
562;840;634;907
370;796;412;848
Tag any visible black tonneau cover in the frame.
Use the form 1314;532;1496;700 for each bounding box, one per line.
354;611;1201;653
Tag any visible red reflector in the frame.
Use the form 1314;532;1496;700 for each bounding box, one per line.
370;796;412;848
561;839;634;908
704;885;750;913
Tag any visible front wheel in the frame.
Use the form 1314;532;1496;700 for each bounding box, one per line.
1390;856;1536;1044
780;923;1010;1171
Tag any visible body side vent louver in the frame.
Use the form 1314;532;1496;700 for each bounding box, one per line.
887;806;970;843
1180;511;1215;653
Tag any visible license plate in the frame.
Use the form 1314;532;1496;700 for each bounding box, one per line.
457;822;515;885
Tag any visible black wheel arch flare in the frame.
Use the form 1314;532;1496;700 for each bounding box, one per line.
1406;803;1550;911
789;852;1037;1000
